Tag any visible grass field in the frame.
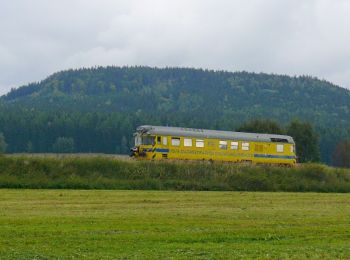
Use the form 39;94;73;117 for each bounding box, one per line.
0;190;349;259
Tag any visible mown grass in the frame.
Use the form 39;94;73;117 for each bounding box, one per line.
0;190;349;259
1;155;350;192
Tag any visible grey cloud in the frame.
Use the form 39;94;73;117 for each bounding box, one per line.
1;0;350;95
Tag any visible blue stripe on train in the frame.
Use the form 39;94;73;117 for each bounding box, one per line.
254;154;296;159
155;148;170;153
153;149;294;159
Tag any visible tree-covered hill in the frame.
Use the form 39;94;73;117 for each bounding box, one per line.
1;66;350;164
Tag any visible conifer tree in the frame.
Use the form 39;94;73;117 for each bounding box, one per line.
287;120;320;163
0;132;7;154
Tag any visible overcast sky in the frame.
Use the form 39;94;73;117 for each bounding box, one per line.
1;0;350;95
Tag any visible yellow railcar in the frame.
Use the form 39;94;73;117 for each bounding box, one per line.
130;125;297;166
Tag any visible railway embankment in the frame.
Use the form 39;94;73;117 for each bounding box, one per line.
0;155;349;192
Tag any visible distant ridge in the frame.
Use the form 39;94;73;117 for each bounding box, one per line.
1;66;349;163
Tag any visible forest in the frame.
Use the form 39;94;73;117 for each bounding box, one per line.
0;66;349;165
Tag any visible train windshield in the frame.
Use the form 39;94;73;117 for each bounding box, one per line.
141;136;155;145
135;135;142;146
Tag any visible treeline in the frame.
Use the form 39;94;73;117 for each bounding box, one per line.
1;66;350;164
0;107;241;154
0;108;136;154
0;107;349;166
0;110;349;166
1;156;350;192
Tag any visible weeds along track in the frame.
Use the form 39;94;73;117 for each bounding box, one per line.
0;154;349;192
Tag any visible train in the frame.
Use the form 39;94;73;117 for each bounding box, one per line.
130;125;297;166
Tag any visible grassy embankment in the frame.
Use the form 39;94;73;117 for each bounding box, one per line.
0;189;349;258
1;155;350;192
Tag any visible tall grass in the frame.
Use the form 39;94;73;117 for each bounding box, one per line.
0;156;350;192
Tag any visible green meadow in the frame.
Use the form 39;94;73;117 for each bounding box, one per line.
1;156;349;258
0;190;349;259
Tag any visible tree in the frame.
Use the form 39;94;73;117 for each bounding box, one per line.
52;137;75;153
287;120;320;163
0;132;7;154
26;141;34;153
332;140;350;168
236;119;285;134
120;136;129;154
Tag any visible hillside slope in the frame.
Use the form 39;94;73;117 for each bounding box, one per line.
3;67;350;123
1;66;350;163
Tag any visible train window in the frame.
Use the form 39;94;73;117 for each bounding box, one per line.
184;138;192;147
135;136;141;146
157;136;161;144
142;136;155;145
171;137;180;146
219;141;227;149
291;145;294;153
196;139;204;148
230;141;239;150
162;136;168;146
242;142;250;151
277;144;284;152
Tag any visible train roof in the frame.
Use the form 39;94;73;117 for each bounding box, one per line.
136;125;295;144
